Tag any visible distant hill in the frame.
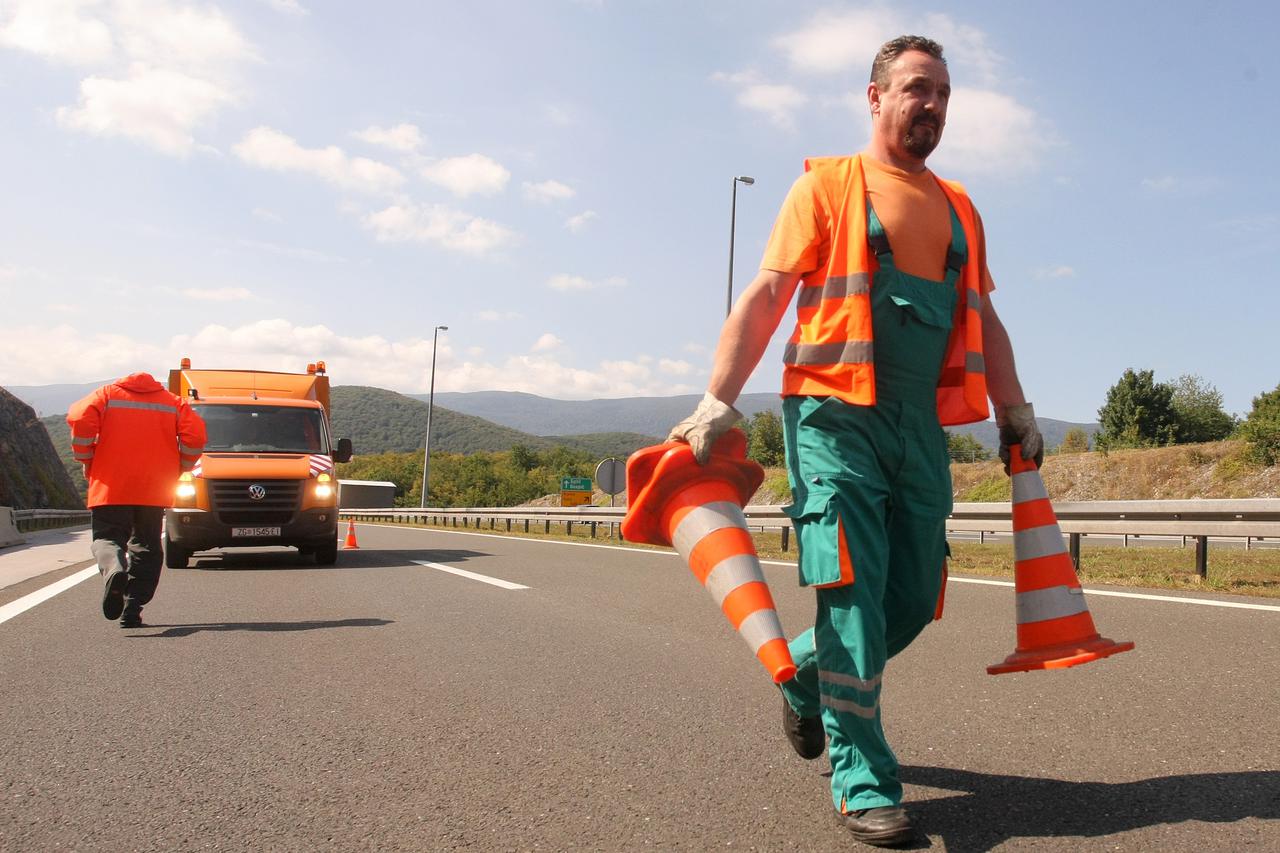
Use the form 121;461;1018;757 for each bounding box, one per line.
427;390;1098;451
330;386;654;457
7;380;111;418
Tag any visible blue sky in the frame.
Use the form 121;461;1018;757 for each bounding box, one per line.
1;1;1276;422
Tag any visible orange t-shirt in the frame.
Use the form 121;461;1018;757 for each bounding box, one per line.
760;154;995;293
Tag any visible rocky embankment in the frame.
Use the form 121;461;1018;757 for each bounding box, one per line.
0;386;82;509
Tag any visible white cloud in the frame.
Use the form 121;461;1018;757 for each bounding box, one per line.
531;333;562;352
234;126;404;194
736;83;808;129
352;122;424;153
57;63;235;155
6;0;255;156
713;69;809;129
420;153;510;197
180;286;254;301
477;309;522;322
547;274;626;292
1141;176;1177;191
772;8;901;75
565;210;597;233
262;0;308;15
928;87;1050;175
238;239;344;263
922;13;1003;87
658;358;695;376
0;0;115;65
1034;265;1076;280
523;179;575;203
362;202;518;255
0;319;702;397
251;207;283;223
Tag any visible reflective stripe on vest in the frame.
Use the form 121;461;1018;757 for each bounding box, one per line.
781;155;990;425
106;399;178;414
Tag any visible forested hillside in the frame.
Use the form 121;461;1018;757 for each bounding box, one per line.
330;386;653;457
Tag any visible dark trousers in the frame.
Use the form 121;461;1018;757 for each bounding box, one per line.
91;506;165;608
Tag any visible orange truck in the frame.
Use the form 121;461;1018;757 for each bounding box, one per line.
164;358;352;567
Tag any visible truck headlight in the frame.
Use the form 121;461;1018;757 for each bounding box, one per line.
314;472;334;500
176;472;196;502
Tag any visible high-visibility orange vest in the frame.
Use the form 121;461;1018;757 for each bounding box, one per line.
67;373;207;507
781;155;990;426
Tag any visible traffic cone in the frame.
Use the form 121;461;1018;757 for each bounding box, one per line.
343;519;360;550
988;445;1134;674
622;429;797;684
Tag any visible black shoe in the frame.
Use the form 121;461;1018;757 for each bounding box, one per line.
101;569;127;620
119;608;144;629
782;693;825;759
837;806;913;848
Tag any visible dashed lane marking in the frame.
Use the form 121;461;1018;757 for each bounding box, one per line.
411;560;530;590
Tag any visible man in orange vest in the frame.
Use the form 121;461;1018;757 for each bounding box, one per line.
67;373;206;628
669;35;1043;846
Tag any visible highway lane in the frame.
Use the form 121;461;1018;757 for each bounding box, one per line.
0;523;1276;851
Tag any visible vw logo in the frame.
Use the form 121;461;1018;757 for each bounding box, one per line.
247;484;267;501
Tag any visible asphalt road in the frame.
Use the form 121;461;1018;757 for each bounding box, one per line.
1;523;1277;852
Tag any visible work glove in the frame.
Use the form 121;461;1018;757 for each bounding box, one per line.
667;391;743;465
996;402;1044;475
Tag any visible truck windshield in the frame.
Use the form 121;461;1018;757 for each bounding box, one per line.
195;405;326;454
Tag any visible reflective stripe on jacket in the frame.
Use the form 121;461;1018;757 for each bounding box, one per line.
66;373;208;507
781;155;990;425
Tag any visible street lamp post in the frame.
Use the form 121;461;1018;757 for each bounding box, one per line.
420;324;448;508
726;175;755;317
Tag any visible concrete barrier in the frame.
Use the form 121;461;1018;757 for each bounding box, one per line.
0;506;25;549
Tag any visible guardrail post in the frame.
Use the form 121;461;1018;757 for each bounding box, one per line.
544;520;550;534
1069;533;1081;572
1195;536;1209;579
524;519;529;533
590;521;597;539
781;526;789;552
567;521;573;536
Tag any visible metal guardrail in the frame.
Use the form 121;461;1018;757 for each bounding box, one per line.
13;509;92;532
341;499;1280;579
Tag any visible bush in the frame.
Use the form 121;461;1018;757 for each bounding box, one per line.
1238;383;1280;465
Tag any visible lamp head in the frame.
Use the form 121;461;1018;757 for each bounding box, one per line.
736;176;755;185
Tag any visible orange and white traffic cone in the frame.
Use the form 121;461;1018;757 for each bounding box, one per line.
988;445;1134;674
343;519;360;550
622;429;797;684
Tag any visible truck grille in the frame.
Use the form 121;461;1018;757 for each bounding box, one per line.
210;479;301;526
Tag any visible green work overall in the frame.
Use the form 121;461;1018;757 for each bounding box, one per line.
779;198;966;812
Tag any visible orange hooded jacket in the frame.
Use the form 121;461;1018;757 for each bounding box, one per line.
67;373;207;508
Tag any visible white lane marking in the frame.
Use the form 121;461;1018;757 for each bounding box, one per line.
411;560;529;590
372;523;1280;613
0;567;97;625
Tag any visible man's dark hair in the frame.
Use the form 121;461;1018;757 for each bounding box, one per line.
870;35;945;86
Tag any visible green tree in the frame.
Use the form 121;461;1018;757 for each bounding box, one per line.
946;431;992;462
1095;368;1178;450
1238;382;1280;465
1058;427;1090;454
1169;374;1236;443
746;410;785;466
509;443;538;473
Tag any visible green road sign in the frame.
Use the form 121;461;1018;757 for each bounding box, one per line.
560;476;592;491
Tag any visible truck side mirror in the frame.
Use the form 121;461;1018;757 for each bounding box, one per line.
333;437;353;463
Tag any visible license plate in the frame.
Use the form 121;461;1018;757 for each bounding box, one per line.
232;526;281;537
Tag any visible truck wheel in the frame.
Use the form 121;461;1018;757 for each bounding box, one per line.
164;535;190;569
315;542;338;566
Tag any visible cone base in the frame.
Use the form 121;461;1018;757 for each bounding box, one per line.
987;636;1134;675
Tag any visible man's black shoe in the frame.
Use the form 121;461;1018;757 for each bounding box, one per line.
101;569;127;620
836;805;913;848
119;608;144;629
782;693;825;759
